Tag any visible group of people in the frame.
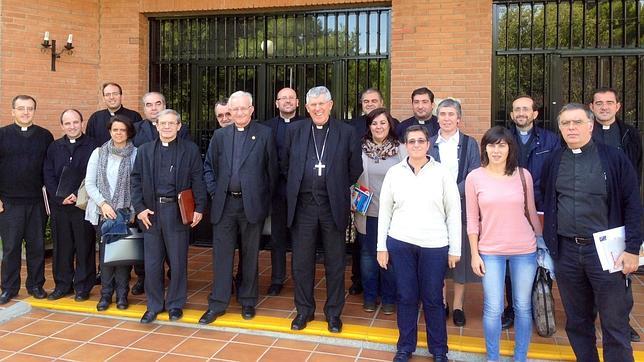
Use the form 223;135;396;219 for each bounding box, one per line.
0;82;640;362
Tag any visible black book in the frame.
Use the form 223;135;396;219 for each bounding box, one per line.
55;166;83;198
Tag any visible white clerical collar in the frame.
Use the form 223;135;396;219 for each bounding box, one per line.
283;118;291;123
20;126;29;131
69;138;76;144
237;127;245;132
571;148;582;154
602;124;611;130
315;125;324;129
108;106;122;117
418;120;426;125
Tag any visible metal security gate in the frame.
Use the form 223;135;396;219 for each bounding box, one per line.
492;0;644;130
149;9;391;152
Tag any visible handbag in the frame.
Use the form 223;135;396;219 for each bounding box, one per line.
103;227;144;267
519;167;557;336
75;179;89;210
532;266;557;337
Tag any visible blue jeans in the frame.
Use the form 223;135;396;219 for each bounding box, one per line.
480;252;537;362
387;236;448;357
359;216;396;305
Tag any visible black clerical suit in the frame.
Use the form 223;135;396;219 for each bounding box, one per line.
87;107;142;146
281;118;363;318
203;121;278;312
261;115;303;286
131;138;207;314
395;115;439;141
0;124;53;296
43;134;98;295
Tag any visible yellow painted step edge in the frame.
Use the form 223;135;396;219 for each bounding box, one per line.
26;297;642;361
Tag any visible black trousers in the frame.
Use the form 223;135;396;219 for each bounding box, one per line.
555;237;634;362
0;200;46;293
50;205;95;294
208;196;261;311
291;196;345;318
98;232;130;299
269;194;289;285
143;202;189;313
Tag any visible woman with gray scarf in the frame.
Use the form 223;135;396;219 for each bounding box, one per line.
85;115;137;311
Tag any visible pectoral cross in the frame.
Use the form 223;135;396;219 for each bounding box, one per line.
314;161;326;176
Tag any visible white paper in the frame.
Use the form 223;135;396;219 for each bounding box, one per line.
593;226;643;273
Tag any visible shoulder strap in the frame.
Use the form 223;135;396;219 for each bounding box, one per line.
456;134;469;184
518;167;535;231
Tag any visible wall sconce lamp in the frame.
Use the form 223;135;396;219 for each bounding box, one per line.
41;32;74;71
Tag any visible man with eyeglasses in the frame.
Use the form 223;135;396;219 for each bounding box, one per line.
589;87;642;343
131;109;207;324
396;87;439;142
261;87;303;296
0;95;54;304
200;91;277;324
215;99;233;128
87;82;143;145
502;95;560;329
281;86;363;333
129;91;190;296
540;103;641;362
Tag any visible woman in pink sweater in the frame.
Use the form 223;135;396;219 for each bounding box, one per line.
465;126;542;362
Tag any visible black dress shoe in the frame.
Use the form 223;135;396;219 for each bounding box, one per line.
131;279;145;295
96;296;111;311
116;296;129;310
348;282;363;295
168;308;183;321
266;284;283;296
0;290;17;305
630;325;641;342
27;287;47;299
74;293;89;302
326;316;343;333
47;288;73;300
501;306;514;330
199;309;225;325
291;314;314;330
432;354;448;362
94;270;102;286
393;351;411;362
453;308;466;327
140;310;158;324
241;306;255;320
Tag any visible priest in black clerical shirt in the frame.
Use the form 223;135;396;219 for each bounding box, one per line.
0;95;54;304
396;87;439;141
87;82;143;145
281;86;363;333
43;109;98;302
131;109;206;324
261;87;303;297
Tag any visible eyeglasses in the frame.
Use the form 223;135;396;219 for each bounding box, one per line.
407;138;428;145
559;119;589;127
230;106;252;113
103;92;121;97
14;106;35;112
277;96;297;101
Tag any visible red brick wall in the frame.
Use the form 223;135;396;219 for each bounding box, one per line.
390;0;492;139
0;0;493;139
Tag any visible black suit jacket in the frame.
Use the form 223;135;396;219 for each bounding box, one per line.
203;121;278;224
281;118;363;230
261;115;304;139
131;138;207;229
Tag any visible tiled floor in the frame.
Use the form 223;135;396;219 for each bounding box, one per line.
0;245;642;361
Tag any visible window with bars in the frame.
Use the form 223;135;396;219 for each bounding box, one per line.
492;0;644;130
149;9;391;152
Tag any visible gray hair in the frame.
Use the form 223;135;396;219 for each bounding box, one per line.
306;86;332;104
557;103;594;124
404;124;430;143
437;98;462;119
229;91;253;106
142;92;166;106
214;98;228;109
157;109;181;124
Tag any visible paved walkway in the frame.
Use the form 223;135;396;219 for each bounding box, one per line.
0;246;641;361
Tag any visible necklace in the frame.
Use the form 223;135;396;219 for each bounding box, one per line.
311;125;330;176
